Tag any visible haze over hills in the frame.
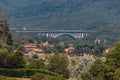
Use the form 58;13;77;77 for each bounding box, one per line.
0;0;120;43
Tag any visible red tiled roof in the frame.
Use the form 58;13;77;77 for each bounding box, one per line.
24;43;37;48
33;48;44;53
38;42;54;48
65;46;75;53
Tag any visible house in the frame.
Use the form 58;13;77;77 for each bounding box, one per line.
33;48;44;54
38;53;46;60
104;48;111;54
24;43;37;52
65;46;75;53
25;48;45;60
38;41;55;48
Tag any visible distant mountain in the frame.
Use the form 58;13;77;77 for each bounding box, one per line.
0;0;120;43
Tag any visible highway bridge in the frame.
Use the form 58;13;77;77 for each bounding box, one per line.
10;28;96;39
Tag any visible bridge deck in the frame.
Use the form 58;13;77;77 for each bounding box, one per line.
11;29;96;33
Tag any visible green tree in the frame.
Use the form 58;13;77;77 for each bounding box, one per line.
89;59;104;80
47;53;69;78
0;48;9;55
6;33;13;45
0;48;26;69
7;50;26;68
0;48;9;68
0;18;13;47
81;72;93;80
114;68;120;80
28;60;45;69
104;42;120;80
32;54;39;59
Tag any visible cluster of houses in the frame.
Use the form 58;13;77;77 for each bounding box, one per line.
24;42;75;60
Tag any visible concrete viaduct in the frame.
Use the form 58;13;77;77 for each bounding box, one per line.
10;28;95;39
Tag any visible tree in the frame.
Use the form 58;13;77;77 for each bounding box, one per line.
68;54;95;80
81;72;93;80
28;60;45;69
32;54;39;59
104;42;120;80
114;68;120;80
0;48;9;68
6;33;13;45
0;48;26;69
0;16;13;47
47;53;69;78
89;59;104;80
6;50;26;69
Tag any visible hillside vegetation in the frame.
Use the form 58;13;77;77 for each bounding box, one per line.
0;0;120;43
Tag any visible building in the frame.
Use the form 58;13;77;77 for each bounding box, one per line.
33;48;44;54
95;38;101;45
65;46;75;53
38;41;54;48
104;48;111;54
24;43;37;52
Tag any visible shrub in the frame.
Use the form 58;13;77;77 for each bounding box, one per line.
0;69;57;78
0;76;8;80
47;53;69;78
28;60;45;69
0;76;13;80
81;72;93;80
31;73;65;80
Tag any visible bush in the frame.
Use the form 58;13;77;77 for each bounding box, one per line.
0;76;13;80
114;68;120;80
0;69;58;78
81;72;93;80
28;60;45;69
47;53;69;78
0;49;25;69
0;76;8;80
31;73;65;80
32;54;39;59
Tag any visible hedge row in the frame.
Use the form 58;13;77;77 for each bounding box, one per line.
0;69;58;78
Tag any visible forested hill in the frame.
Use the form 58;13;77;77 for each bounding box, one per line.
0;0;120;43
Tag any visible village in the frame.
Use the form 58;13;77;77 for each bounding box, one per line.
23;41;76;61
23;40;111;63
